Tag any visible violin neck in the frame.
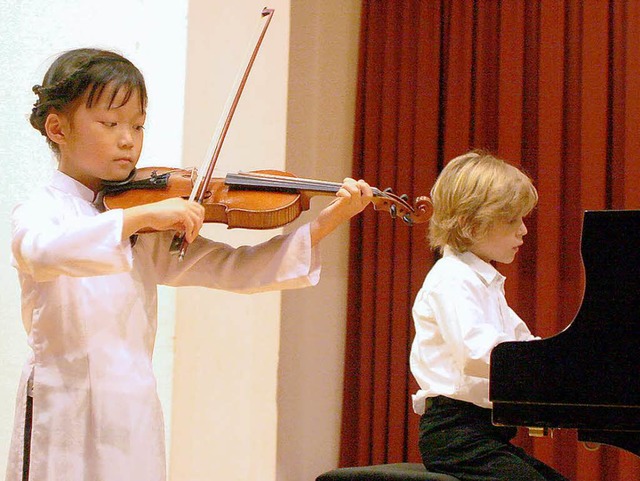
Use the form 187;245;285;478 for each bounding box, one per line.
225;172;383;197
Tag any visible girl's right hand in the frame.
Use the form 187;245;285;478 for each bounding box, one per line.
122;197;205;242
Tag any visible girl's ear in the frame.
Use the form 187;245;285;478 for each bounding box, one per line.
44;112;69;146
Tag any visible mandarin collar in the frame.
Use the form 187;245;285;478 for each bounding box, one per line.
443;245;504;286
51;170;97;203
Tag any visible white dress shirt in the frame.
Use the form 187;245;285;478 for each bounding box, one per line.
7;170;321;481
410;246;536;413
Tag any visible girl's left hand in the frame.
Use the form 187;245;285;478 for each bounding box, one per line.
308;178;373;246
334;177;373;218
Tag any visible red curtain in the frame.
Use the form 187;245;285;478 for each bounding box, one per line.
340;1;640;480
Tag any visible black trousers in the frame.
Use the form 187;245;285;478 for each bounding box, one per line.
419;397;571;481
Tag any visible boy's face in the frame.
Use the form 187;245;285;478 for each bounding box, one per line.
54;86;146;192
469;216;527;264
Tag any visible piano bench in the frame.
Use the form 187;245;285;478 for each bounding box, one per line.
315;463;461;481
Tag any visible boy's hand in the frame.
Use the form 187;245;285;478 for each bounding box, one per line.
122;198;205;242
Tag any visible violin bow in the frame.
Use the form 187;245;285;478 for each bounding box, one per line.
170;7;275;260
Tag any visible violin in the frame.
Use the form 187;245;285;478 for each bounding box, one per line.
101;166;432;229
102;8;431;260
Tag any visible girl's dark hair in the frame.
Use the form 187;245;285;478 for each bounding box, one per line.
30;48;148;152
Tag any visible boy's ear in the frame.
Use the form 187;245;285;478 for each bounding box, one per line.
458;215;476;240
44;112;69;146
457;214;471;231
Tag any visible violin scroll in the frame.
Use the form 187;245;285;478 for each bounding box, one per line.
373;188;432;226
412;196;433;224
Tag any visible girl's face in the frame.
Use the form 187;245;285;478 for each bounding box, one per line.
55;86;146;192
469;216;528;264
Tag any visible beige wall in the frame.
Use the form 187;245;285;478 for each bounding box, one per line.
278;2;362;479
170;2;291;479
170;1;361;480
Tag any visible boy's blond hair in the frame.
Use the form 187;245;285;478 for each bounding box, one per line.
429;150;538;253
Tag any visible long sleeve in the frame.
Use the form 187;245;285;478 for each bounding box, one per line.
423;275;518;379
136;223;321;294
11;189;132;282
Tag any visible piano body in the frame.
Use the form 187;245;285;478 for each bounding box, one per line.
490;209;640;456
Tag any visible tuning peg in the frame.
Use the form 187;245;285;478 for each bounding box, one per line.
384;187;394;194
402;214;414;226
400;194;409;202
390;204;397;219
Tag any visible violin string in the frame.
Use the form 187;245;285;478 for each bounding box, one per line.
231;172;341;192
226;172;412;209
230;172;385;195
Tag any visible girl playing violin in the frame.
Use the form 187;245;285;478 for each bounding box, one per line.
8;47;372;481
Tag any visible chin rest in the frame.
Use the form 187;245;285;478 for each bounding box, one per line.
315;463;461;481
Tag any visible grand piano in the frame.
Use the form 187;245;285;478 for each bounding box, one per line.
490;209;640;456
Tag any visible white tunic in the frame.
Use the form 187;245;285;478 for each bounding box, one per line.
410;246;536;413
7;170;321;481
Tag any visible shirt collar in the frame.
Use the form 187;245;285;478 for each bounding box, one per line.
443;245;505;286
51;170;97;203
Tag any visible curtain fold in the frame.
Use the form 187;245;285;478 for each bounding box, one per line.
340;1;640;480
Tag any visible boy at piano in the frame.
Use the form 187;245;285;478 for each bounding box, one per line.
409;151;570;481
